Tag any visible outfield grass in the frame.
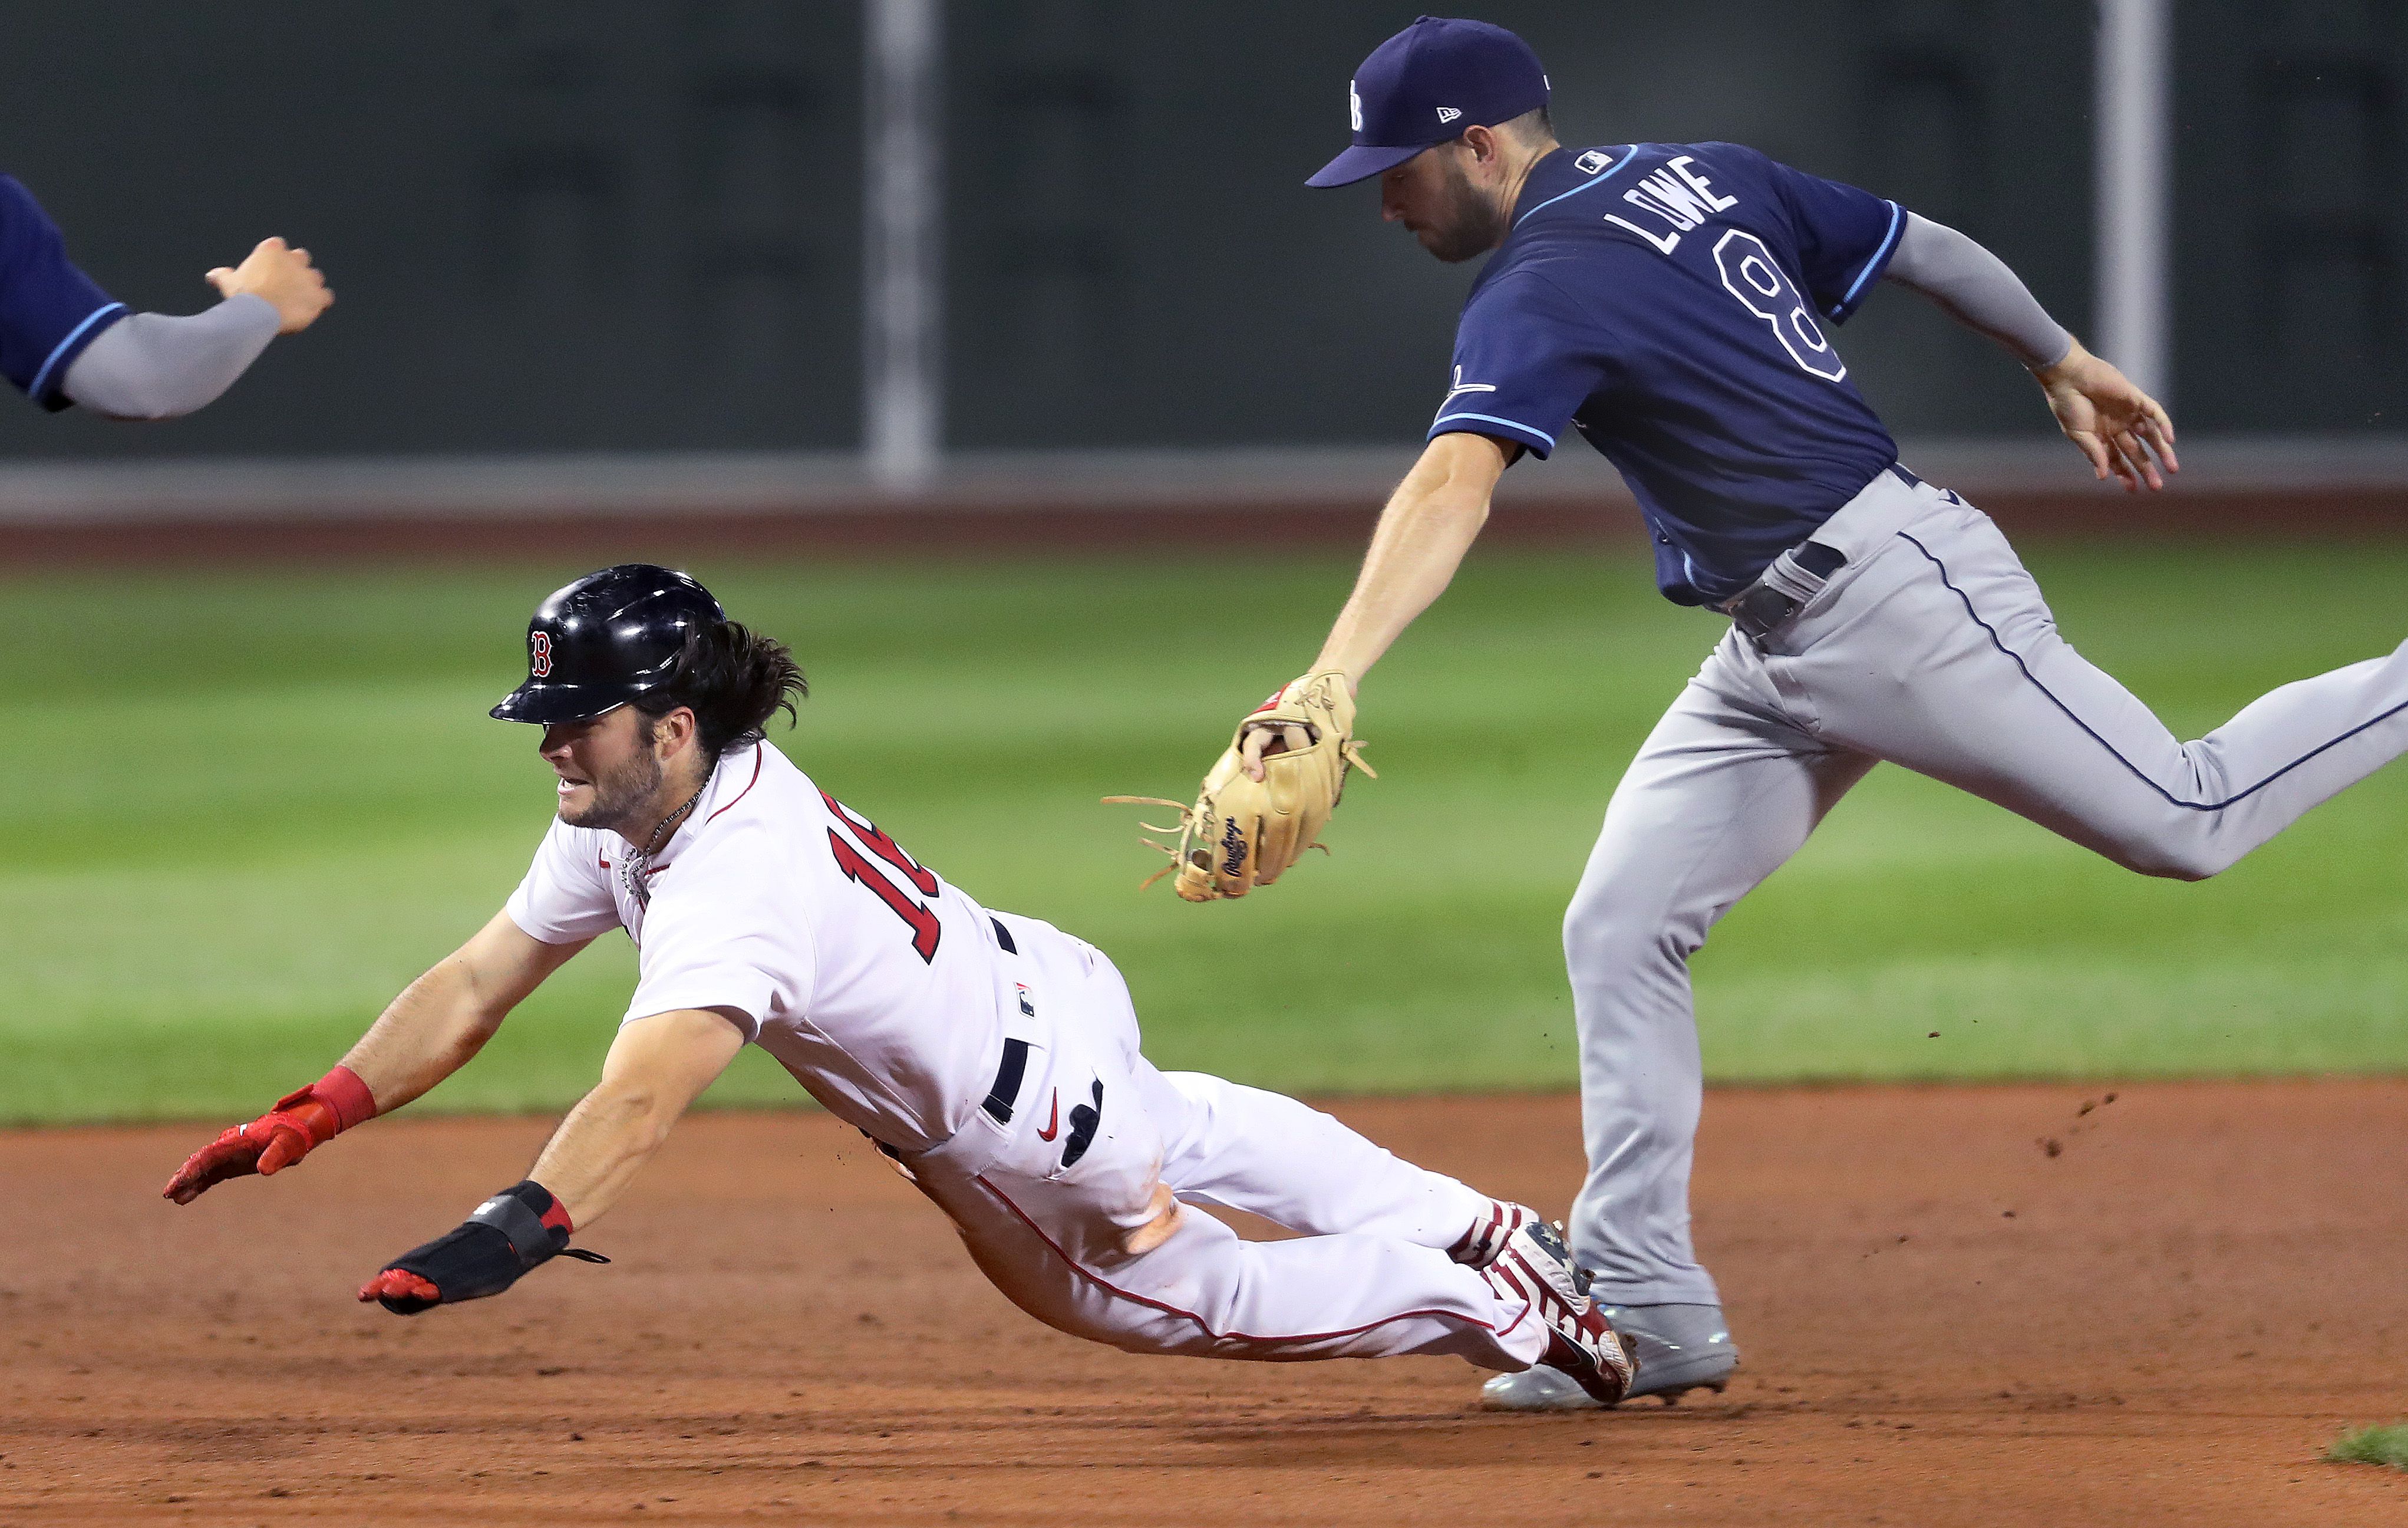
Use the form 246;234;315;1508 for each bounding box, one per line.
4;539;2407;1124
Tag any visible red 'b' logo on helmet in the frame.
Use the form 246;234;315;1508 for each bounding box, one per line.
530;631;553;678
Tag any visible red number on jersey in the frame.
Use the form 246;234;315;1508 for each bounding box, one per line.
819;791;939;894
821;793;941;962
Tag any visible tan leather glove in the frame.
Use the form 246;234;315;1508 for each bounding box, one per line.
1107;670;1374;901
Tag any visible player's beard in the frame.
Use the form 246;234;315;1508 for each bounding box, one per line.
1419;154;1509;264
562;742;665;834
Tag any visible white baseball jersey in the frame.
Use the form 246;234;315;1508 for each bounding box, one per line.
504;741;1008;1152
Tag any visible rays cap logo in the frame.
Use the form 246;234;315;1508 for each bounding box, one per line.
1307;16;1550;188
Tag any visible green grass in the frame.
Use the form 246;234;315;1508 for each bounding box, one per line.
5;539;2408;1124
2329;1424;2408;1469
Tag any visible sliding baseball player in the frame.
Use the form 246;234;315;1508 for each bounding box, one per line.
163;564;1632;1406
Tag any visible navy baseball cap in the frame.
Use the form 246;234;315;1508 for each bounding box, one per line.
1307;17;1550;187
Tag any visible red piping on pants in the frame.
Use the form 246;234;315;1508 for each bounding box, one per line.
972;1174;1530;1349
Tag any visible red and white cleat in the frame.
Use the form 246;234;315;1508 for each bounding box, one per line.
1447;1200;1535;1267
1484;1219;1637;1405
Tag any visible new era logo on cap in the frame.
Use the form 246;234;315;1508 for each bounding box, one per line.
1307;16;1551;187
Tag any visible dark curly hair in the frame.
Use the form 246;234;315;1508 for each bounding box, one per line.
631;620;807;756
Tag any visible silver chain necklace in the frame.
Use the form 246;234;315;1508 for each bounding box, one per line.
619;782;707;909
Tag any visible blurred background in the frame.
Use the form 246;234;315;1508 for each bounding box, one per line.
4;1;2406;1125
7;1;2408;478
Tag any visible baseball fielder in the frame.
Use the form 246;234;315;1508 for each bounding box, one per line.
1192;17;2408;1411
163;565;1634;1405
0;173;331;419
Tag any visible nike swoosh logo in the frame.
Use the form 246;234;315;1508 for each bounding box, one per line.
1035;1091;1060;1141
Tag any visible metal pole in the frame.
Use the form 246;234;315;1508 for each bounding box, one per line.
865;0;942;490
2095;0;2172;400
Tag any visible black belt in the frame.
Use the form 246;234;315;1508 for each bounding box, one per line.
980;916;1027;1124
1723;538;1845;641
981;1039;1030;1125
1720;462;1923;640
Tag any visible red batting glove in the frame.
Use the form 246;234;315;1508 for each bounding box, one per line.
162;1066;377;1204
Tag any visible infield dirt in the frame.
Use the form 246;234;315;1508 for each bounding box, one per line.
5;1082;2404;1527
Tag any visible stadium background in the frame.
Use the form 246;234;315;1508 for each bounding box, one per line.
6;0;2408;1124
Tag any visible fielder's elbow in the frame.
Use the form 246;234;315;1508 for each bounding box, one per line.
94;397;188;423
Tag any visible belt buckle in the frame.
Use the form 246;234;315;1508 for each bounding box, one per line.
1724;584;1797;642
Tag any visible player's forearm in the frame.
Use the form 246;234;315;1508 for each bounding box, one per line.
1312;448;1498;682
525;1010;745;1227
58;295;279;420
336;956;510;1114
1880;212;2072;372
526;1082;682;1229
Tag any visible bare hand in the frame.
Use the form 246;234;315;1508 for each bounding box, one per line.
206;237;333;334
2034;340;2178;493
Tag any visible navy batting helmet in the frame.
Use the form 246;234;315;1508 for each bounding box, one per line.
490;564;726;725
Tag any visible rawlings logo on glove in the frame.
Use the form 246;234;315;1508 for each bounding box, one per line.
1106;669;1374;901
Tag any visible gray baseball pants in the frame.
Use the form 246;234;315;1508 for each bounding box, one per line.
1568;468;2408;1303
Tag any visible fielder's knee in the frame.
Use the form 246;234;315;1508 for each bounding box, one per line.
1565;895;1696;983
2101;828;2228;883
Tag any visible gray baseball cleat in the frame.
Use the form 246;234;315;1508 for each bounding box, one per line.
1480;1300;1737;1411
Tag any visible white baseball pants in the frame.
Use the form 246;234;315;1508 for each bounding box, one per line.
902;916;1551;1371
1568;470;2408;1303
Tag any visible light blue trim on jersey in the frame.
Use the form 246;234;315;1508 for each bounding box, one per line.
1514;146;1641;226
29;301;127;400
1429;411;1556;448
1833;202;1904;315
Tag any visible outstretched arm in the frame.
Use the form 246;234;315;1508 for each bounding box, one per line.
163;912;588;1203
1239;430;1510;776
340;911;586;1112
357;1008;744;1315
1881;212;2072;371
58;238;330;420
1882;211;2176;492
62;299;279;420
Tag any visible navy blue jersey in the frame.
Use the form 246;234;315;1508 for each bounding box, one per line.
0;176;126;411
1430;143;1904;605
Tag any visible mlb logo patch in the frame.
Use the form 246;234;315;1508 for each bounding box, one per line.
1015;983;1035;1017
